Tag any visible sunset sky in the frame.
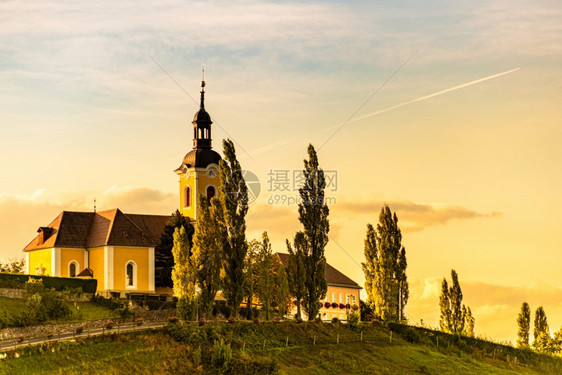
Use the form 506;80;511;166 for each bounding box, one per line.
1;1;561;342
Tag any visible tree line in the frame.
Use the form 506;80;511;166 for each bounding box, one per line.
158;141;332;321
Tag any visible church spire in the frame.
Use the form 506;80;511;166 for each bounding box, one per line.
192;67;212;149
200;64;206;110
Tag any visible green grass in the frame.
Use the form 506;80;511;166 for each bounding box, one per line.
1;323;561;374
66;301;120;322
0;296;119;325
0;296;26;317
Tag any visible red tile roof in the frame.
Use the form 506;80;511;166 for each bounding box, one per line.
275;252;361;289
23;209;172;251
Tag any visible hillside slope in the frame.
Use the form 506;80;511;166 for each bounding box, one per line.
1;321;560;374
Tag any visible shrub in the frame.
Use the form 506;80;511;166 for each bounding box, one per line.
75;325;85;335
104;320;114;330
211;338;232;369
0;273;97;293
403;327;421;344
177;297;196;321
347;310;360;328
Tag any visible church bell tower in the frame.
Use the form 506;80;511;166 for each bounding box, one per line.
174;76;222;221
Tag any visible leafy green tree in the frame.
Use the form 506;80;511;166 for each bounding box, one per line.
517;302;531;348
464;306;475;337
192;195;224;318
172;226;196;320
286;233;306;319
365;206;409;322
256;232;275;320
273;256;290;317
439;278;452;332
361;224;377;308
298;144;329;321
219;139;249;317
533;306;550;351
155;210;194;288
242;239;261;318
439;269;467;335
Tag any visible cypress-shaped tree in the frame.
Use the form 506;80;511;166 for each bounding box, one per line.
439;269;466;335
517;302;531;347
368;206;408;322
172;226;196;320
256;232;275;321
286;233;306;319
361;224;377;308
273;257;290;317
439;278;452;332
155;210;194;288
192;195;224;318
219;139;249;317
533;306;549;342
298;144;329;321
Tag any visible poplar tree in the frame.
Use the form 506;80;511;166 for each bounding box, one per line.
219;139;248;317
256;232;275;320
192;195;224;318
361;224;377;308
365;206;409;322
439;269;467;335
298;144;329;321
517;302;531;347
439;278;452;332
243;239;261;318
533;306;549;342
273;257;290;317
155;210;194;288
464;306;475;337
172;226;196;319
286;233;306;319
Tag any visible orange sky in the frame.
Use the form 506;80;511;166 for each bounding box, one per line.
1;1;561;343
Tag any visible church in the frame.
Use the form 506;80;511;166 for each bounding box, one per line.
22;78;361;312
23;79;220;295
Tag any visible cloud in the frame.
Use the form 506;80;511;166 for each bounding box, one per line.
336;199;500;232
0;186;176;259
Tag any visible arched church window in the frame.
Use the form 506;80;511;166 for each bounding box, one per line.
206;185;216;203
69;261;78;277
126;261;136;288
184;186;191;208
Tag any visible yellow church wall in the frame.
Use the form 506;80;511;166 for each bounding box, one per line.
179;171;196;219
113;247;150;291
179;166;220;220
60;248;85;277
28;249;52;276
198;172;220;199
89;247;105;291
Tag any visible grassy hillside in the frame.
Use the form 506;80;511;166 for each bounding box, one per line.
1;321;560;374
0;296;119;327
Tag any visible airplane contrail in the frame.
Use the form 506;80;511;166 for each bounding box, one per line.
351;67;520;123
